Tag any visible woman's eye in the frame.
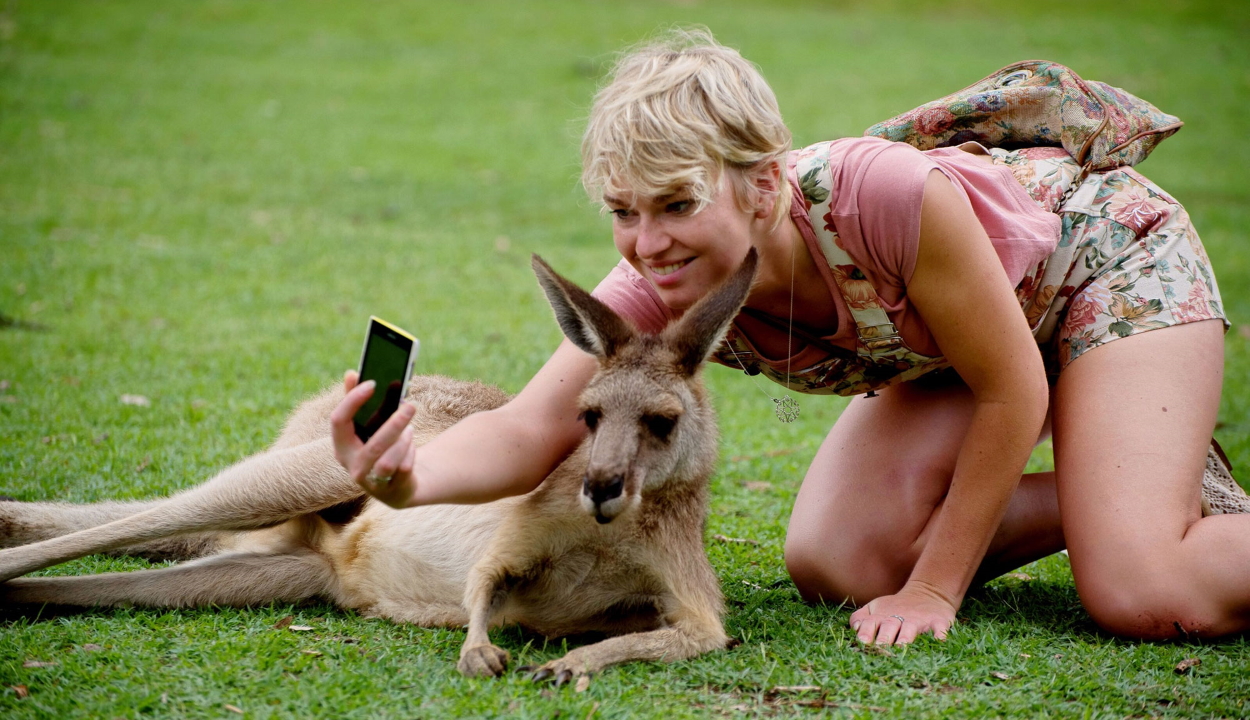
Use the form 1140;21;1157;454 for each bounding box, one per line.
610;208;632;220
666;200;692;214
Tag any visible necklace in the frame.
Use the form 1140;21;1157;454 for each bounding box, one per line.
727;240;800;423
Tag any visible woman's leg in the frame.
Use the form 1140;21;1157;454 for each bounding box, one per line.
1053;319;1250;638
784;375;1065;605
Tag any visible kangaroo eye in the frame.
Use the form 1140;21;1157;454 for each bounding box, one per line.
642;414;676;441
578;409;601;431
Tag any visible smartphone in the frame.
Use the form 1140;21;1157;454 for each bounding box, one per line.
353;316;419;442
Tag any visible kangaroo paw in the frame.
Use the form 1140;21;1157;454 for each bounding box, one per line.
529;655;587;687
457;643;510;678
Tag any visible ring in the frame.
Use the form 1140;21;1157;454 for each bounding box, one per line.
890;615;906;623
366;471;392;484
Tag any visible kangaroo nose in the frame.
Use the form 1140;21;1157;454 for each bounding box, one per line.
583;474;625;505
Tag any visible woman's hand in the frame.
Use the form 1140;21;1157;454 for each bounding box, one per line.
849;582;958;645
330;370;419;508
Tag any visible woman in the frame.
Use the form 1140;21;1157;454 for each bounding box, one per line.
328;30;1246;645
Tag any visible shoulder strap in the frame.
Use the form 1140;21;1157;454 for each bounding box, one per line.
792;146;909;362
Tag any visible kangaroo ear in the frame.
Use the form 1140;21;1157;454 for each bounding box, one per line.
664;247;759;375
532;254;635;359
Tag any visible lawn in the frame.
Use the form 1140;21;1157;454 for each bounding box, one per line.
2;0;1249;717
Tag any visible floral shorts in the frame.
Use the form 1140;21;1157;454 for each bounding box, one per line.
991;147;1228;375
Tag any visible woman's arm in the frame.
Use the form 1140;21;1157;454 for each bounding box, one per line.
851;169;1050;645
330;338;598;508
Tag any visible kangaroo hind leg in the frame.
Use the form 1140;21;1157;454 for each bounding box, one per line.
0;498;223;560
0;437;361;582
0;549;335;609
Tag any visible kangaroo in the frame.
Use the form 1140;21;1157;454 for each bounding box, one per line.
0;250;759;682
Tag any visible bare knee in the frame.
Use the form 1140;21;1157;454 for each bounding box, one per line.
1077;570;1216;640
783;532;908;605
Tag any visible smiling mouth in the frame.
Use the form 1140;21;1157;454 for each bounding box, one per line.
651;259;692;277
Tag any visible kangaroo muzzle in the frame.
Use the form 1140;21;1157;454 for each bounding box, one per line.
582;473;626;524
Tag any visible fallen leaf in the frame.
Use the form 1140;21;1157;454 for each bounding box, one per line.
331;635;358;644
990;671;1010;680
713;533;759;546
120;394;151;407
22;660;57;668
575;674;591;692
770;685;821;693
81;644;103;652
744;481;773;492
224;703;244;714
585;700;599;719
288;625;314;632
1003;572;1034;581
12;685;28;699
160;693;168;704
273;615;294;630
134;455;152;473
300;650;322;657
1174;657;1201;674
1018;653;1032;659
858;644;894;657
741;580;763;590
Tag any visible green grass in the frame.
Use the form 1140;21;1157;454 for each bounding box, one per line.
2;0;1249;717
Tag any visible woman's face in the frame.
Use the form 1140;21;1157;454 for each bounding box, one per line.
607;176;757;311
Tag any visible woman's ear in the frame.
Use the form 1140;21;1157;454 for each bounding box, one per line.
750;160;784;220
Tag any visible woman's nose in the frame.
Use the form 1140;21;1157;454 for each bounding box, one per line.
634;215;670;258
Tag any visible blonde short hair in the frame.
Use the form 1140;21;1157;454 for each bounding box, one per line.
581;28;792;226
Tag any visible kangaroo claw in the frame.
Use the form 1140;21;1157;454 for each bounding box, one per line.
530;667;553;682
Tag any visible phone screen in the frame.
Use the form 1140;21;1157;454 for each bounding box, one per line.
353;317;418;442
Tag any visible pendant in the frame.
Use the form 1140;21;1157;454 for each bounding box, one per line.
773;395;800;423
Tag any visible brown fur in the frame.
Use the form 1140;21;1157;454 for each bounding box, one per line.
0;251;758;680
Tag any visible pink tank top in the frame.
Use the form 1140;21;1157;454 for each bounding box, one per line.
592;137;1061;391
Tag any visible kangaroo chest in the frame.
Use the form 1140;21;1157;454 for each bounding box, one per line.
498;542;669;638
